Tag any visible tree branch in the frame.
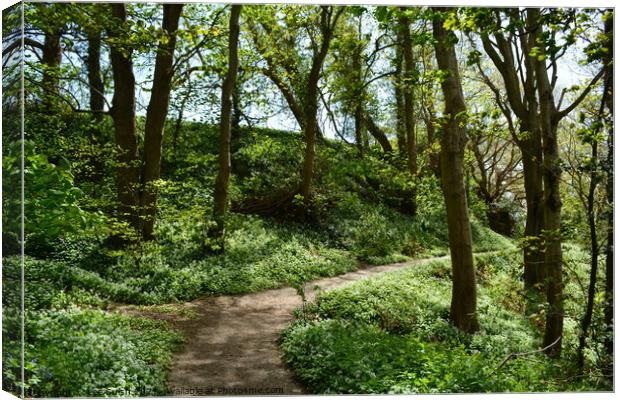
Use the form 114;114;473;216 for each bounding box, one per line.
556;68;605;121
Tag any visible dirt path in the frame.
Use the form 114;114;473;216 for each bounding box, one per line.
119;255;451;396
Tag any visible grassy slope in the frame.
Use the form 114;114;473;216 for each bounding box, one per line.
281;246;611;393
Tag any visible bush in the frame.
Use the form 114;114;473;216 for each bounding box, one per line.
2;141;105;256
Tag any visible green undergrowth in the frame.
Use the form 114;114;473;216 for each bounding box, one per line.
281;248;611;394
2;258;184;397
2;308;183;397
11;205;510;307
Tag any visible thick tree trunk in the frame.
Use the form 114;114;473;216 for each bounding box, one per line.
140;4;183;240
519;123;545;290
109;4;140;235
604;124;613;362
300;99;319;205
207;4;241;253
87;31;104;119
41;28;62;111
530;8;563;357
432;8;479;334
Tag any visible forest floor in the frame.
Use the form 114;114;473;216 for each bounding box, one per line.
116;254;456;396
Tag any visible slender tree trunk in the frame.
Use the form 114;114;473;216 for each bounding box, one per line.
84;29;106;182
232;69;242;140
173;85;191;160
141;4;183;241
299;6;340;209
478;10;546;293
398;10;418;215
109;4;140;234
207;4;241;253
87;31;104;120
352;43;364;155
354;105;364;154
394;46;406;156
432;7;479;334
530;8;563;357
422;89;441;179
577;139;600;371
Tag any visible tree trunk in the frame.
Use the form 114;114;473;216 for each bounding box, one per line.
398;9;417;215
394;47;406;156
530;8;563;357
300;97;319;205
363;113;393;153
41;28;62;111
478;10;546;293
87;31;104;120
432;7;479;334
206;4;242;253
519;121;545;291
299;6;340;208
352;42;364;155
109;4;140;235
354;104;364;154
422;83;441;179
173;85;191;160
576;139;599;371
140;4;183;241
232;69;242;140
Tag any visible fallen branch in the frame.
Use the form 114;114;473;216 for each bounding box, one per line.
490;335;562;376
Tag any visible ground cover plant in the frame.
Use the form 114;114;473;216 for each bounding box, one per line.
281;248;611;393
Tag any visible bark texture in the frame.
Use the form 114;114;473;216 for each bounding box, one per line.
398;9;418;215
41;27;62;111
299;6;342;207
432;8;479;334
530;9;564;357
140;4;184;240
109;4;140;234
207;4;242;253
87;31;105;119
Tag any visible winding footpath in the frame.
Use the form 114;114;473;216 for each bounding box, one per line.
120;254;452;396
